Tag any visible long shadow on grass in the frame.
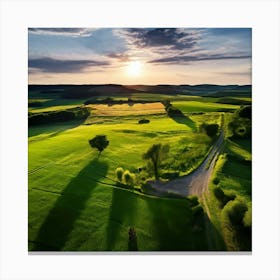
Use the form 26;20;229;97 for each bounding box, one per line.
32;158;108;251
169;115;197;132
145;197;225;251
28;120;85;138
106;188;137;250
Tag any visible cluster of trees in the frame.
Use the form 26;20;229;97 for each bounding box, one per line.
213;186;236;209
28;107;90;126
84;97;158;106
200;123;219;138
162;99;185;117
228;105;251;139
115;167;135;187
221;198;252;250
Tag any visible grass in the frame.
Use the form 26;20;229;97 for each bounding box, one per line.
28;95;250;251
173;100;239;113
202;137;252;251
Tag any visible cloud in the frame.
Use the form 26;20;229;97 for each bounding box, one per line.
149;54;251;64
28;28;95;37
118;28;201;51
217;70;251;76
106;52;130;62
29;57;110;73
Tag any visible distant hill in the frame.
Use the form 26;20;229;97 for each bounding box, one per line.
29;84;251;98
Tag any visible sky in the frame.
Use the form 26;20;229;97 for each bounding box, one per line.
28;28;251;85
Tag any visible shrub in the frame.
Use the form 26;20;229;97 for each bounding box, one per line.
202;123;219;138
138;119;150;124
228;201;248;225
213;176;220;185
213;186;236;208
123;170;135;186
192;205;204;217
238;105;251;119
188;195;199;207
167;106;184;117
28;107;90;126
242;206;252;228
221;199;251;251
115;167;124;182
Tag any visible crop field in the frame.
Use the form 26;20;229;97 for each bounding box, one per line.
88;102;166;116
28;90;251;252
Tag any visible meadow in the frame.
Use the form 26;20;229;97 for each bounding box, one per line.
28;88;252;251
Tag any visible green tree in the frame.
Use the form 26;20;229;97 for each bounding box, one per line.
123;170;135;186
142;143;169;180
115;167;124;182
89;135;109;157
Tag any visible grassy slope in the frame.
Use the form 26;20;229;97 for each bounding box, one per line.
28;96;248;251
202;137;252;251
173;100;239;113
29;110;224;251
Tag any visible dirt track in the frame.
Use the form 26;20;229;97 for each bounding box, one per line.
148;131;224;197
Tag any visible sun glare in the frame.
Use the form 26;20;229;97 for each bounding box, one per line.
126;61;143;77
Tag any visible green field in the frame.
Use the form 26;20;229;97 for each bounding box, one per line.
28;91;251;251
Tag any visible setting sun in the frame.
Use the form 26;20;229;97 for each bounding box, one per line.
126;61;143;77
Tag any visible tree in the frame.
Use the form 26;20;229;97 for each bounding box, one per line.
115;167;124;182
201;123;219;138
123;170;135;186
142;143;169;180
89;135;109;156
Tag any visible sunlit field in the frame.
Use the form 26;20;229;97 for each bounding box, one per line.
28;27;252;252
28;88;252;251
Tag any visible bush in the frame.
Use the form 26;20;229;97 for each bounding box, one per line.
138;119;150;124
115;167;124;182
123;170;135;186
188;195;199;207
167;106;184;117
192;205;204;216
28;107;90;126
213;186;236;208
242;206;252;228
228;201;248;225
238;106;251;119
202;123;219;138
221;199;251;251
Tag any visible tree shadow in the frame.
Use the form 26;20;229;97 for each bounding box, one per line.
28;119;85;138
170;115;197;132
106;188;137;251
31;158;108;251
145;197;226;251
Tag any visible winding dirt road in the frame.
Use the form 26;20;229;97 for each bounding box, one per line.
148;131;224;198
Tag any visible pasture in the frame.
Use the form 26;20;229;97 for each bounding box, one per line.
28;90;251;251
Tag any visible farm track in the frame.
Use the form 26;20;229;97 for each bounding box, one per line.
149;131;224;198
